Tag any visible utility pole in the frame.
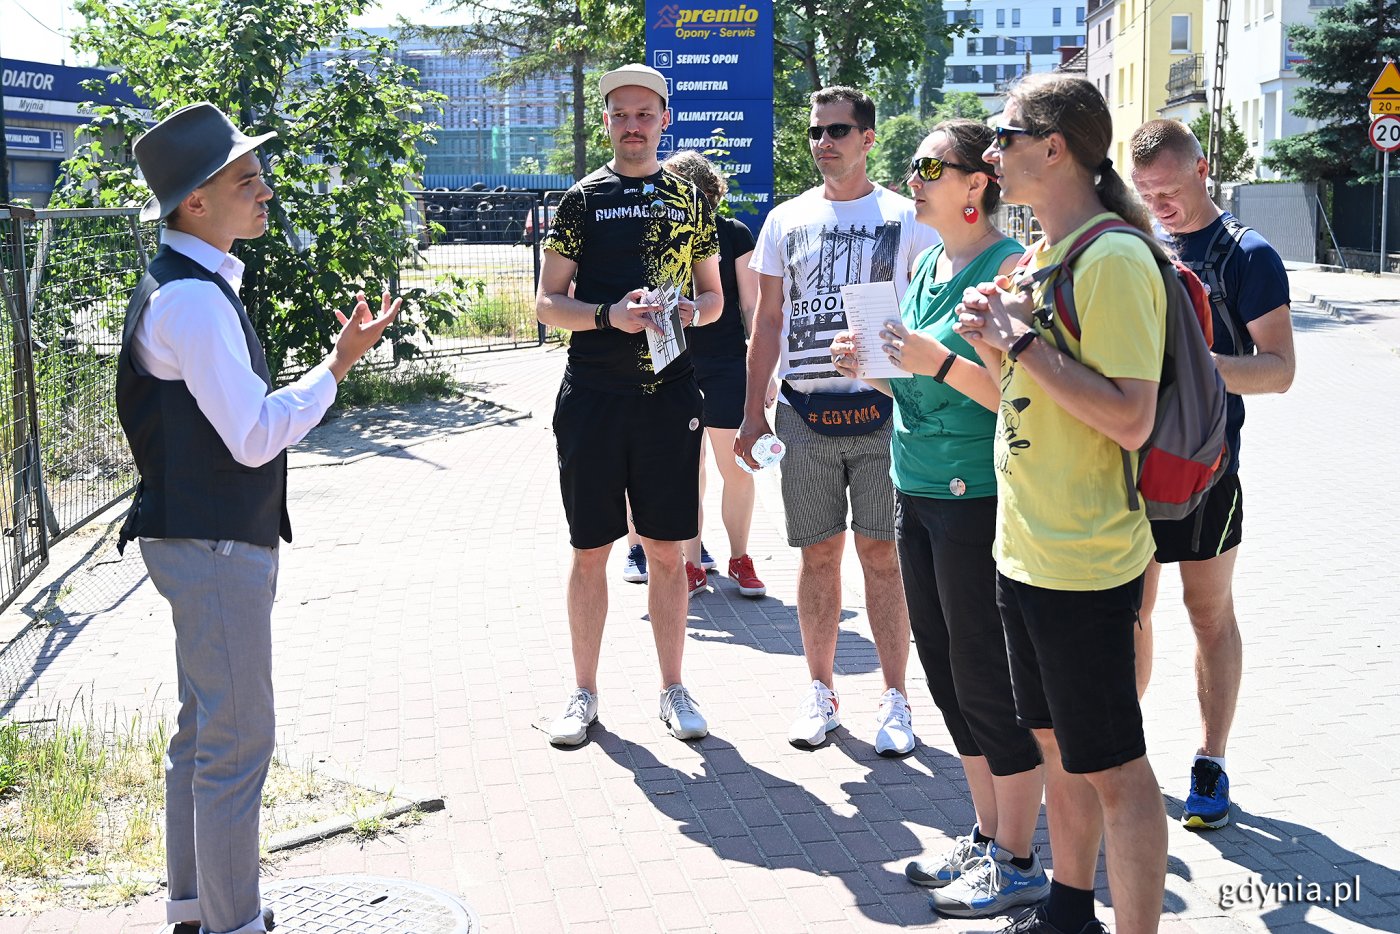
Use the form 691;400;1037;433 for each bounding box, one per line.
1208;0;1231;197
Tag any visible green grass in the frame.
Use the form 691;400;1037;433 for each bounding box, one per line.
0;706;392;910
334;363;461;408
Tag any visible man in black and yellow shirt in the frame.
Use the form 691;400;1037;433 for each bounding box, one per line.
536;63;722;747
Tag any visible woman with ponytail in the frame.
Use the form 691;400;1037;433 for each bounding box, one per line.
953;73;1169;934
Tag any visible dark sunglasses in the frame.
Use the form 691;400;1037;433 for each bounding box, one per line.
994;125;1041;149
807;123;865;141
905;156;983;182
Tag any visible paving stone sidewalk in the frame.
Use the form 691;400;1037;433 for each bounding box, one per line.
1;284;1397;932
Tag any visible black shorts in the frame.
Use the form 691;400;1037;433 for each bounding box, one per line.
1151;472;1244;564
896;493;1041;776
996;572;1147;775
692;355;746;430
552;375;704;549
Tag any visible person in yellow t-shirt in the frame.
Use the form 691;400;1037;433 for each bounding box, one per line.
954;74;1168;934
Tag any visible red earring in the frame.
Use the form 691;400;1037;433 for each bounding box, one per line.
963;205;979;224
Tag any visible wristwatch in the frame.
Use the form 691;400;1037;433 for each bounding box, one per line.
1007;330;1038;362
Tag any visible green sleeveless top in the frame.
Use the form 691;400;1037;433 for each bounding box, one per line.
889;236;1024;499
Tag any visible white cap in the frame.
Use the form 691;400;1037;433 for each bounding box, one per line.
599;63;668;107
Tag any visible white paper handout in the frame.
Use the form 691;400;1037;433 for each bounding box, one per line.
642;280;687;373
838;280;911;380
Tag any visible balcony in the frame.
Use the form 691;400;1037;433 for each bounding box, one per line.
1165;53;1207;106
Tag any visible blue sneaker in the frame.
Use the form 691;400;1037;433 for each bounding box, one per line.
622;544;648;583
1183;758;1231;829
931;842;1050;918
699;542;716;572
905;828;985;887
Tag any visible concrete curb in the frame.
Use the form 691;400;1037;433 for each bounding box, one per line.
264;758;447;853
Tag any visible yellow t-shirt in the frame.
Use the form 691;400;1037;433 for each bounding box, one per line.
993;214;1167;591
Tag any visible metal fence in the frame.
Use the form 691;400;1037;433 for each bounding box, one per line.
1221;182;1319;264
0;206;155;611
0;193;560;611
404;189;561;353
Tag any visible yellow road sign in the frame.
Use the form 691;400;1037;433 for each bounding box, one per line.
1370;63;1400;114
1370;61;1400;98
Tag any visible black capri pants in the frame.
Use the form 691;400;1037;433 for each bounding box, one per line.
894;491;1042;776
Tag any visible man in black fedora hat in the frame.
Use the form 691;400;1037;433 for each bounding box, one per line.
116;101;400;934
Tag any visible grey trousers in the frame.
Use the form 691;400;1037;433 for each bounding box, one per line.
142;538;278;934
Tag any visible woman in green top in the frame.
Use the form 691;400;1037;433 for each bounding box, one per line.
832;120;1046;920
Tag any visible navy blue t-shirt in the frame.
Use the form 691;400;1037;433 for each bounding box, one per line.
1171;212;1289;474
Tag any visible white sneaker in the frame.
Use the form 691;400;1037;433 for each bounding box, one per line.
548;687;598;746
788;680;840;748
660;684;708;740
874;688;915;757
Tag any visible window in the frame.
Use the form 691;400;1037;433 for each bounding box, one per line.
1170;14;1191;52
1077;6;1085;24
1117;67;1124;105
1263;0;1274;14
1107;16;1112;34
1102;74;1110;105
997;7;1006;26
1012;8;1021;26
1054;7;1062;25
968;38;978;54
1032;35;1054;53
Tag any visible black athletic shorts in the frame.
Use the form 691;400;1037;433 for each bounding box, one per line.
1151;472;1243;564
996;572;1147;775
692;355;746;430
552;375;704;549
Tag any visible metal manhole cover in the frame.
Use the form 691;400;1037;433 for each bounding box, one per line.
263;875;478;933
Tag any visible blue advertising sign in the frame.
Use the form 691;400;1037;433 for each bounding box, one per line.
660;99;774;216
3;57;143;122
4;127;65;153
646;0;773;232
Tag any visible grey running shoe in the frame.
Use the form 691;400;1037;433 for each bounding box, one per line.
931;842;1050;918
660;684;708;740
548;687;598;746
906;829;986;887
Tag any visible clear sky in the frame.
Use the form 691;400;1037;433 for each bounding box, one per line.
1;0;462;68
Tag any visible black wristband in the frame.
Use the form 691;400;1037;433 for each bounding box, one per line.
594;303;611;330
932;351;958;384
1007;330;1038;362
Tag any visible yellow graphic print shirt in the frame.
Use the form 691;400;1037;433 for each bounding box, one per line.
542;165;719;393
993;214;1167;591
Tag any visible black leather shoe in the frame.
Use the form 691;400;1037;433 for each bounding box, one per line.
168;906;275;934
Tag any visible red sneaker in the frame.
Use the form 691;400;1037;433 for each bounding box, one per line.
685;561;708;597
727;554;766;597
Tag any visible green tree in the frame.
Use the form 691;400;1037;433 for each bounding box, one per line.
770;0;966;195
930;91;989;124
866;113;929;188
56;0;464;375
1189;107;1253;183
1263;0;1400;181
406;0;642;179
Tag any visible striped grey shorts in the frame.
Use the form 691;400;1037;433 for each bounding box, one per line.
775;402;897;548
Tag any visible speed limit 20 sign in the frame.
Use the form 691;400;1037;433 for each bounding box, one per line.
1371;114;1400;153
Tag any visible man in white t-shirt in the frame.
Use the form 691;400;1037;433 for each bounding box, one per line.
737;86;937;755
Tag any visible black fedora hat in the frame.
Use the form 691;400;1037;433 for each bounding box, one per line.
134;102;277;222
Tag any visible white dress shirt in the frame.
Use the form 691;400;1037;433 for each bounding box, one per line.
131;229;337;468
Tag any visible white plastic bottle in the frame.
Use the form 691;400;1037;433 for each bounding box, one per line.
736;433;786;474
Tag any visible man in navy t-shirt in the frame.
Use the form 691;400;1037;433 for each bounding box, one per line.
1129;119;1296;830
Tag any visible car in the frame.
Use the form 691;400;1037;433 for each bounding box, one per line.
522;202;558;245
